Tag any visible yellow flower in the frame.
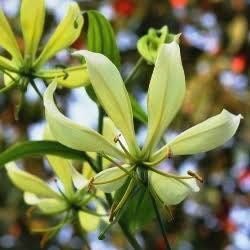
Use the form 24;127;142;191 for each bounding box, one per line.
0;0;89;94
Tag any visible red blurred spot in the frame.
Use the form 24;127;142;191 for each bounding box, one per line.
170;0;188;8
8;223;21;238
231;55;246;73
71;37;85;50
238;168;250;183
113;0;136;17
223;218;237;233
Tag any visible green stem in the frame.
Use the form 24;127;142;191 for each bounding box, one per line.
124;57;144;86
104;193;143;250
150;194;171;250
97;106;104;171
119;220;143;250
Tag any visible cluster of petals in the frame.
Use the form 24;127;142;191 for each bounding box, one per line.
44;40;242;207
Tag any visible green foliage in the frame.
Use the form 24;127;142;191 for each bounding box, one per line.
0;140;89;167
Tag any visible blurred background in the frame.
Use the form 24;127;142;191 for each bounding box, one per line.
0;0;250;249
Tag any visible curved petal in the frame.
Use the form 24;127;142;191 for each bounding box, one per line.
78;211;99;232
152;110;242;162
21;0;45;61
142;42;185;157
0;56;19;72
34;2;83;68
74;50;139;157
37;198;68;214
36;65;90;88
149;171;199;205
44;126;74;197
47;156;74;198
71;166;87;190
24;192;40;205
44;82;125;160
0;9;22;64
93;165;133;193
6;162;60;199
3;72;19;87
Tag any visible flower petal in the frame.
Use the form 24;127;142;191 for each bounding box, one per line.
34;2;83;68
71;166;87;190
24;192;40;205
142;42;185;157
36;65;89;88
47;155;74;197
78;211;99;232
44;82;125;160
149;171;199;205
0;56;19;72
21;0;45;61
152;110;242;162
0;9;22;64
74;50;139;156
37;198;68;214
6;162;60;199
93;165;133;193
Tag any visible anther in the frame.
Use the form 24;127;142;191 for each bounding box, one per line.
87;177;95;192
26;206;36;219
166;147;173;159
113;134;135;161
114;133;121;143
187;170;203;183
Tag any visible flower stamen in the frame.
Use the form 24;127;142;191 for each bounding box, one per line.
187;170;203;183
114;134;135;161
87;177;95;192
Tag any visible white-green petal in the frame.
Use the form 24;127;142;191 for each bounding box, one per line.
21;0;45;61
37;198;68;214
44;83;125;160
93;165;133;193
24;192;40;205
152;109;242;162
0;56;19;72
71;166;87;190
149;171;199;205
0;9;23;64
34;2;83;68
47;156;74;198
74;50;139;156
36;65;90;88
143;42;185;157
6;162;60;199
78;211;99;232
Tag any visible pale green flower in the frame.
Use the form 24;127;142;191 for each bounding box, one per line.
137;26;179;64
0;0;88;94
43;41;242;221
5;154;106;234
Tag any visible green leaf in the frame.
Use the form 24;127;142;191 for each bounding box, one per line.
0;140;89;168
115;183;155;233
86;10;120;68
